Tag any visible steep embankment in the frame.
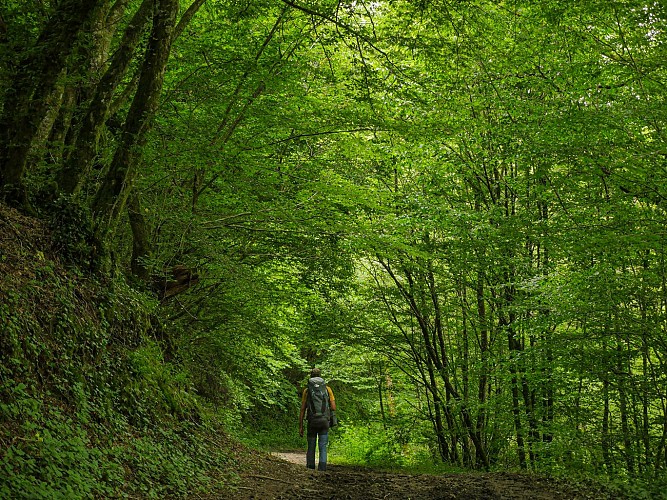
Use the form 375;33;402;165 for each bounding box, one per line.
0;203;232;498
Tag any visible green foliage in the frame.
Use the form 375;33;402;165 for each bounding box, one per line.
238;411;304;451
0;222;228;497
122;342;200;426
331;424;405;467
0;380;228;498
330;423;438;469
4;0;667;495
117;425;227;498
0;382;122;499
47;195;96;270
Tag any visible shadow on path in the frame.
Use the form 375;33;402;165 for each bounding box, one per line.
228;450;617;500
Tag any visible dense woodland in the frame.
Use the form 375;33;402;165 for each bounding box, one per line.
1;0;667;497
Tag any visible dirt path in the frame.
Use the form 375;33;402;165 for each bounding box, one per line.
227;450;621;500
270;451;307;465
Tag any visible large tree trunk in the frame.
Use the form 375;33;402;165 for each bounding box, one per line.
59;0;155;195
59;0;206;195
92;0;179;243
37;1;123;184
0;0;105;208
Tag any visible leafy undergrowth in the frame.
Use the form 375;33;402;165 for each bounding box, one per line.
0;392;236;498
0;203;235;498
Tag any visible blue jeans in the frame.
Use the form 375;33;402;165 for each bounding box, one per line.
306;429;328;470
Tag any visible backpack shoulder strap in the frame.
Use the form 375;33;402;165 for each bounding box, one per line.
321;383;330;414
307;383;322;416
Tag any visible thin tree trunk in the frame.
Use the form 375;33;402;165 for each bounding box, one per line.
388;260;490;469
654;399;667;475
476;267;489;466
503;272;536;470
174;0;207;40
469;190;490;467
427;360;450;463
521;370;538;467
537;172;554;443
509;345;527;469
413;346;449;464
377;362;387;429
640;255;651;470
385;372;396;417
617;340;635;474
128;191;151;281
602;376;613;473
460;280;471;468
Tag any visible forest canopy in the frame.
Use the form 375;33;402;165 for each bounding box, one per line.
1;0;667;496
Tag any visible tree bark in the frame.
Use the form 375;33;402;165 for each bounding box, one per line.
59;0;155;195
617;339;635;474
128;191;151;281
55;0;129;175
92;0;179;242
0;0;105;208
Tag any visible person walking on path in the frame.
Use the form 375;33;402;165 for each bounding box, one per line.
299;368;337;471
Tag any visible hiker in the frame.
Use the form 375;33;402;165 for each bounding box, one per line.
299;368;337;471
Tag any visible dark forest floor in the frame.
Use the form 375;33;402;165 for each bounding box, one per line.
224;449;625;500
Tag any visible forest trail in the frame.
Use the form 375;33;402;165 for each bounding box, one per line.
228;450;617;499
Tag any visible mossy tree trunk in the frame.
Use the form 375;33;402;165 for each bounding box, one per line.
58;0;206;196
0;0;105;209
92;0;179;245
58;0;155;195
